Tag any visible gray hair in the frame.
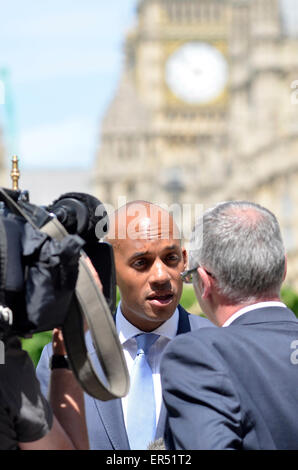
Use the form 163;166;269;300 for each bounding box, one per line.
189;201;286;303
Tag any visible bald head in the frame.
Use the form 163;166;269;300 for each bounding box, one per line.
106;201;181;249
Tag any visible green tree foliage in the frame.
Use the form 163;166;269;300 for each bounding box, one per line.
281;286;298;316
180;285;298;317
22;330;53;367
180;285;198;312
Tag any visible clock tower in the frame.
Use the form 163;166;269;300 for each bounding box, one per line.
95;0;234;207
94;0;298;290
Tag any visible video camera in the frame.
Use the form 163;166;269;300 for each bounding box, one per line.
0;160;129;401
0;188;114;336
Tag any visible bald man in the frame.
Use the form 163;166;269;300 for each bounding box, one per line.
36;201;212;450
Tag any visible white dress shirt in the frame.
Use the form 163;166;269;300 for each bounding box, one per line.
115;302;204;427
222;301;287;327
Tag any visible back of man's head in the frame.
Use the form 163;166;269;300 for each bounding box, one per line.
189;201;286;304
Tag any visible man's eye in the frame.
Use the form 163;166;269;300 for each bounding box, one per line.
132;259;147;269
166;254;180;263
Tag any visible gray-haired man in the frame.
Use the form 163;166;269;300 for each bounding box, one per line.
161;200;298;450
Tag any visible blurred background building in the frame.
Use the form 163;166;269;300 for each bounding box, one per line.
94;0;298;287
1;0;298;288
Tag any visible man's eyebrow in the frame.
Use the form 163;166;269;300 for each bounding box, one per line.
128;251;149;262
128;244;180;262
163;244;180;251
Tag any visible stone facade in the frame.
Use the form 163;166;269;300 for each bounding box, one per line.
94;0;298;288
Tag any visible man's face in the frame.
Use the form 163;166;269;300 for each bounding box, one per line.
111;207;187;331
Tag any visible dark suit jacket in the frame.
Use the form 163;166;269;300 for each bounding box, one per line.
36;305;211;449
161;306;298;450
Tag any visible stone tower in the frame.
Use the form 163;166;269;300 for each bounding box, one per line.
94;0;298;287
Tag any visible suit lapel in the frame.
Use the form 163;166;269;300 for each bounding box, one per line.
87;334;130;450
93;394;130;449
177;305;191;334
155;402;167;439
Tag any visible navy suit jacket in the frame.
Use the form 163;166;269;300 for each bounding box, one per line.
36;305;211;449
161;306;298;450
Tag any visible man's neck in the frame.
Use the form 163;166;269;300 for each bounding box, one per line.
215;296;282;327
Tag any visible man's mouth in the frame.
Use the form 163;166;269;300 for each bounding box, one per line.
146;293;174;306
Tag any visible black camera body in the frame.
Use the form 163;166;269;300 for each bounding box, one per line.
0;188;115;338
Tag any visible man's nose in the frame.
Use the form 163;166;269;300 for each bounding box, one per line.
149;260;171;285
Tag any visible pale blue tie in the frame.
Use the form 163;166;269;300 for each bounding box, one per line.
126;333;159;450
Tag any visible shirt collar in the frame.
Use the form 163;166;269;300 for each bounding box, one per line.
115;301;179;345
222;301;287;327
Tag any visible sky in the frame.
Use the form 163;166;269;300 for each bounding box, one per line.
0;0;137;170
0;0;297;171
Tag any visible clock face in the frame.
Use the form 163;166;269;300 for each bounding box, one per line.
165;42;229;105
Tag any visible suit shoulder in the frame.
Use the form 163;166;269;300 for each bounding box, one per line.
188;314;215;330
172;322;255;360
178;304;215;329
169;325;219;347
161;326;228;378
167;324;226;355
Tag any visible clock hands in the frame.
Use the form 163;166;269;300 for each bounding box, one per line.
165;41;228;104
192;66;203;77
179;50;205;78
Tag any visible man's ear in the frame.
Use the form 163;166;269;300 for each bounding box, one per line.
283;253;287;281
182;247;188;270
197;267;212;299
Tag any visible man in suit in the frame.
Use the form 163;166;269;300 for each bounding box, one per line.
36;200;212;450
161;200;298;450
